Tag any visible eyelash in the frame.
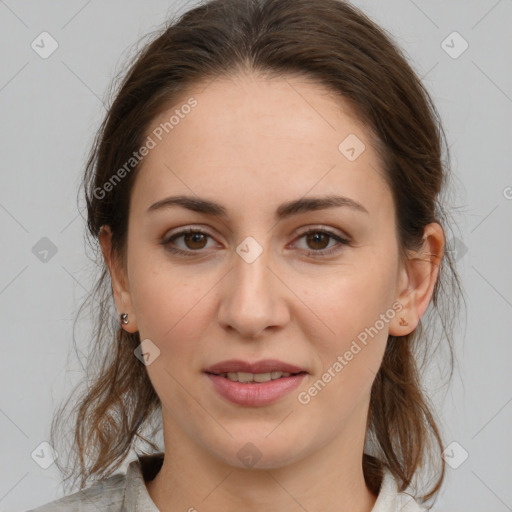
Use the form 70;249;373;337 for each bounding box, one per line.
160;227;350;258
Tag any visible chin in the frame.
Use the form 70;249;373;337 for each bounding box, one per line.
202;432;312;471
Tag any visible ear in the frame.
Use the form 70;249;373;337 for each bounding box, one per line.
99;225;138;333
389;222;444;336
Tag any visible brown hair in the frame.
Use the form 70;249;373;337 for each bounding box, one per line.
51;0;463;506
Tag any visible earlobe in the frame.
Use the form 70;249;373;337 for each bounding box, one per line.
99;225;138;333
389;223;445;336
118;312;138;334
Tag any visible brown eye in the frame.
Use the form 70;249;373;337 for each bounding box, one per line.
182;232;208;250
161;228;215;256
294;228;351;258
305;232;331;250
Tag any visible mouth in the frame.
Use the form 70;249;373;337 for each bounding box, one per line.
204;359;308;406
204;358;308;376
206;370;306;383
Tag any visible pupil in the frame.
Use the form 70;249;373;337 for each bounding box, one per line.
186;233;206;249
183;232;329;251
308;232;328;250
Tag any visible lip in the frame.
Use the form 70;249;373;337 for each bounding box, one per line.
204;359;307;374
204;359;308;407
206;372;307;407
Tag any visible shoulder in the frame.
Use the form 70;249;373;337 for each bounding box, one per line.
394;492;428;512
372;467;428;512
27;471;127;511
27;452;164;512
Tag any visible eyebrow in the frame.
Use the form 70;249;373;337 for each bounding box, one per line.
147;194;369;220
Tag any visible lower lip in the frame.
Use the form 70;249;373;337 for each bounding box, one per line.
205;372;307;406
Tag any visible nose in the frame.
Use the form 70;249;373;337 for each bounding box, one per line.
216;242;290;339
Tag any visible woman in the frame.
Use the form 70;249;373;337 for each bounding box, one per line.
30;0;461;510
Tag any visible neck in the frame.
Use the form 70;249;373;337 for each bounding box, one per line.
146;410;378;512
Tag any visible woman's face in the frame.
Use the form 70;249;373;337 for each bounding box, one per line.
105;73;415;469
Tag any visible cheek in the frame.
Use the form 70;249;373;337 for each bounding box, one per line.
300;256;397;402
308;261;397;345
128;254;213;354
129;263;215;412
300;281;391;417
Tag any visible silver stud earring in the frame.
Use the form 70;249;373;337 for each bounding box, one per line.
120;313;129;325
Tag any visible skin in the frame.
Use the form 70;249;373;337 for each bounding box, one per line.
100;72;444;512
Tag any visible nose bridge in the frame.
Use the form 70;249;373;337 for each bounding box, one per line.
217;235;288;337
235;238;271;295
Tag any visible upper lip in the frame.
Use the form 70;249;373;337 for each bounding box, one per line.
204;359;307;375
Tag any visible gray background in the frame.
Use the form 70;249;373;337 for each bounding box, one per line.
1;0;511;511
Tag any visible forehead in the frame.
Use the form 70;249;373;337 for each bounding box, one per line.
149;72;368;155
132;73;391;218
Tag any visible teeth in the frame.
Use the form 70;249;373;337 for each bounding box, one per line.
224;371;292;383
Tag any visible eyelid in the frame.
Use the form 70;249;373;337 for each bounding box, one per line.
290;226;351;258
161;224;352;257
161;226;218;251
294;224;351;240
162;223;350;240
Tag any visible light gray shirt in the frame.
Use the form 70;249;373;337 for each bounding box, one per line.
28;452;427;511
